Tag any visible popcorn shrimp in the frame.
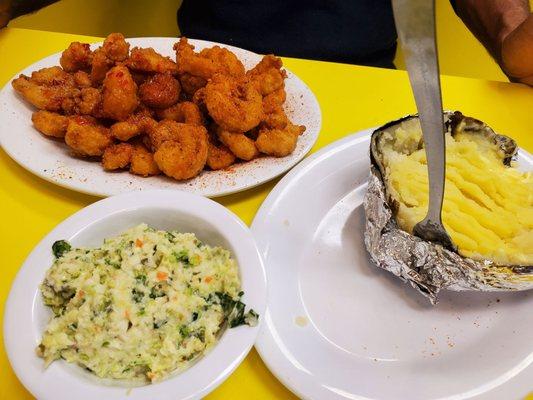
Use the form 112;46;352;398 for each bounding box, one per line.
155;101;203;125
60;42;93;72
126;47;178;74
152;122;208;180
204;74;262;132
102;65;139;121
65;116;113;156
217;127;259;161
102;142;133;170
31;111;69;138
256;122;305;157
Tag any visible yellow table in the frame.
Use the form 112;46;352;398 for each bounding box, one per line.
1;28;532;400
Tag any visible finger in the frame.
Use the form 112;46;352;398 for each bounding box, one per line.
501;14;533;79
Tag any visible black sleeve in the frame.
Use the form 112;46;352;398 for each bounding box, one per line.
450;0;458;13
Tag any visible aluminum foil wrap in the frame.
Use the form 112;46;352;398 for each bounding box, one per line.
363;112;533;304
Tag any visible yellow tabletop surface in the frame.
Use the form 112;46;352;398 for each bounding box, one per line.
1;28;532;400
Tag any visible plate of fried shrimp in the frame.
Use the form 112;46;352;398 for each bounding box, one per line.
0;34;321;197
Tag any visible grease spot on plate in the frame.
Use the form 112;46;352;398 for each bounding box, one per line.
295;316;308;327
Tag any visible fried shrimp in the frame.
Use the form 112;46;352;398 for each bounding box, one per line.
75;87;103;116
139;73;181;109
263;88;286;113
12;75;78;112
65;116;113;156
205;74;262;132
31;111;69;138
198;46;245;77
130;144;160;176
179;73;207;96
247;55;287;96
90;48;114;86
152;122;208;180
102;142;133;170
207;133;236;170
155;101;203;125
147;119;183;149
60;42;93;72
73;71;92;88
31;66;75;87
175;38;244;80
256;122;305;157
110;113;156;141
126;47;178;74
102;33;130;62
217;127;259;161
102;65;139;120
13;34;306;182
262;105;289;129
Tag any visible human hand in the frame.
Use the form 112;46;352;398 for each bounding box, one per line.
501;14;533;86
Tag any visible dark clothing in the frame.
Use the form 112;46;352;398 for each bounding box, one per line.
178;0;397;68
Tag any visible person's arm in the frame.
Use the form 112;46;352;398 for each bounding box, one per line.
454;0;533;85
0;0;59;29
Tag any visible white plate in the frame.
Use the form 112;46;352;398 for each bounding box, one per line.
251;130;533;400
0;37;321;198
4;190;267;400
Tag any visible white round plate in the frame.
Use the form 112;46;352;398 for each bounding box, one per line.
4;190;267;400
0;37;321;198
251;130;533;400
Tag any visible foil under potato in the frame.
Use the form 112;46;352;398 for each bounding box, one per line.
363;111;533;304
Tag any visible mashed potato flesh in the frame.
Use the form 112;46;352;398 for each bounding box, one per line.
380;120;532;266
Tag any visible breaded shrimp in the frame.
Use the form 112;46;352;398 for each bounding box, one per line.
139;73;181;109
155;101;203;125
60;42;93;72
198;46;245;77
31;111;69;138
102;33;130;62
217;127;259;161
90;48;114;86
131;71;151;86
110;113;156;141
130;144;160;176
256;122;305;157
154;125;208;180
73;71;92;88
247;55;287;96
207;133;236;170
192;87;208;114
147;119;190;149
179;73;207;96
205;74;262;132
12;75;78;112
175;38;244;80
65;116;113;156
30;66;75;87
102;142;134;170
126;47;178;74
262;105;289;129
75;87;102;116
263;88;286;114
148;120;208;179
102;65;139;121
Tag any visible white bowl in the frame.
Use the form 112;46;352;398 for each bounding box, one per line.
3;190;267;400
